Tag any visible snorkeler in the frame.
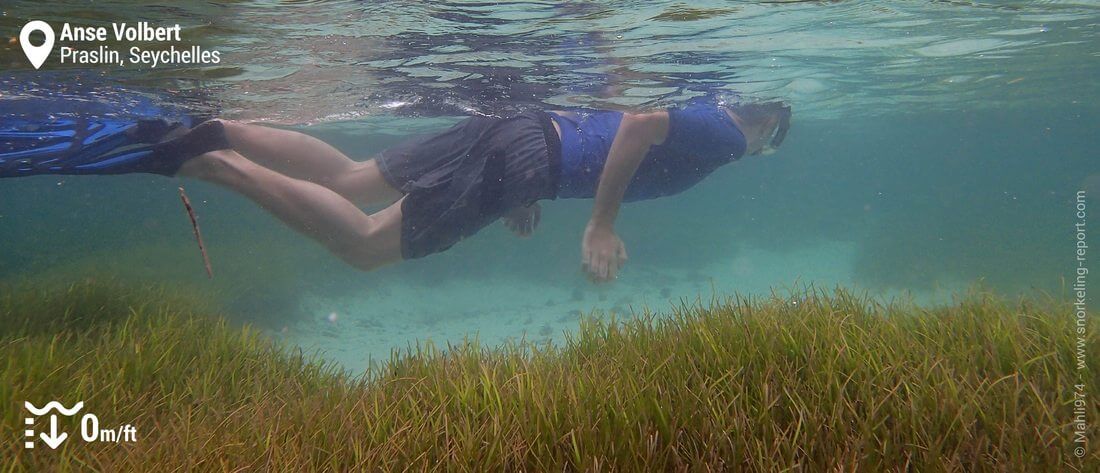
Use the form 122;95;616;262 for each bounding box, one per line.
0;98;790;282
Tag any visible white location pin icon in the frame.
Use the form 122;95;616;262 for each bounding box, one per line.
20;20;55;70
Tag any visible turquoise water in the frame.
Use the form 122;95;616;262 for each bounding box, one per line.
1;1;1098;371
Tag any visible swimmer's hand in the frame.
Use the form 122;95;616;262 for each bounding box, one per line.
582;222;627;283
503;203;541;237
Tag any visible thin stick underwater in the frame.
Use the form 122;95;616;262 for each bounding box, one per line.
178;186;213;279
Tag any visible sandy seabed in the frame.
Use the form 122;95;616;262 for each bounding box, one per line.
278;239;962;373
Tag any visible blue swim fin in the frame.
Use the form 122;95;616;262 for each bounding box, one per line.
0;118;230;178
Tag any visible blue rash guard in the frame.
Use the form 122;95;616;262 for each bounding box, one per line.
548;101;747;201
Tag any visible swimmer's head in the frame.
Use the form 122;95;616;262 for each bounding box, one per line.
723;101;791;156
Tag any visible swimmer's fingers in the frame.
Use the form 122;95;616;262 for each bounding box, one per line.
521;214;533;236
585;264;602;283
504;204;540;237
581;224;624;283
519;204;539;236
530;203;541;233
605;249;625;281
612;243;628;276
598;250;618;282
581;246;593;278
582;249;606;282
503;216;527;237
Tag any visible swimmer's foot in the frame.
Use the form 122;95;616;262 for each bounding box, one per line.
146;119;232;176
0;117;231;178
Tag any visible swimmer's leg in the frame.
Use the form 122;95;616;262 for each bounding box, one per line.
178;148;402;271
214;120;402;207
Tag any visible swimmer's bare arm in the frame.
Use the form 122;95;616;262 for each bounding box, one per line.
583;111;669;282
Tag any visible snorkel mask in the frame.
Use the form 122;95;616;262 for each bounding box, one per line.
721;97;792;156
759;104;791;155
770;104;792;149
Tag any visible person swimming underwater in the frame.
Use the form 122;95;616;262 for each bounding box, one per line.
0;98;790;282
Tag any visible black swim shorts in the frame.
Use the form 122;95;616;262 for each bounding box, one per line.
375;110;561;260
